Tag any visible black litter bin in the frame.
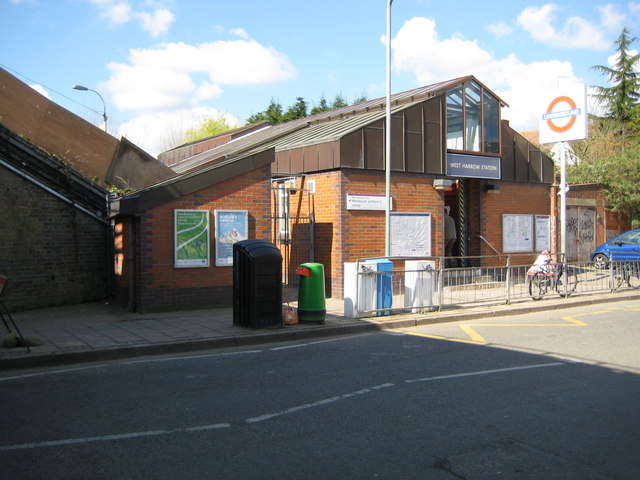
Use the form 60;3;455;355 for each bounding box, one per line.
233;240;283;329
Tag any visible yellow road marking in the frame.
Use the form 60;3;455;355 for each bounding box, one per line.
398;302;639;344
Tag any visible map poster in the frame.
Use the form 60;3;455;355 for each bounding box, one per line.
174;210;210;268
215;210;248;266
502;214;533;253
390;212;431;257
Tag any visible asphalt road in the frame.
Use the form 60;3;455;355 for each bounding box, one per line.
1;300;639;479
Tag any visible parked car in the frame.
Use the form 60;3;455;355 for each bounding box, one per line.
591;229;640;268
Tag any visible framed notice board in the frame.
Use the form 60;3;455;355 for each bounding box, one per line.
502;214;533;253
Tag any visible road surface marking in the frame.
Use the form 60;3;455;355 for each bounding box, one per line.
245;383;394;423
405;362;565;384
0;361;568;451
0;423;231;452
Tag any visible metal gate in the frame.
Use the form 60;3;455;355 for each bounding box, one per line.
271;185;315;288
566;206;596;261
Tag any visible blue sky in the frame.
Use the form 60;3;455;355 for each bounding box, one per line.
2;0;639;156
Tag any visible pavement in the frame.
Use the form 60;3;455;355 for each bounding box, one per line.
2;291;640;371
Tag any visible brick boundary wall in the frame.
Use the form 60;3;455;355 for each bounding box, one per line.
0;167;110;311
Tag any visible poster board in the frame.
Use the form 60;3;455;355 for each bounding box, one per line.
390;212;431;257
502;214;533;253
174;210;210;268
535;215;551;252
214;210;248;266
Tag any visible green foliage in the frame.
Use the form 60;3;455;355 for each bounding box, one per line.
569;28;640;228
591;28;640;123
568;117;640;227
109;184;133;197
182;114;233;143
283;97;308;122
245;98;284;125
245;92;368;125
310;95;330;115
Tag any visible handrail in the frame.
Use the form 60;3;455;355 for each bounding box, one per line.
469;234;503;257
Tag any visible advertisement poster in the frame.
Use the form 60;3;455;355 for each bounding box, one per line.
535;215;551;252
174;210;210;268
215;210;248;266
503;214;533;253
390;212;431;257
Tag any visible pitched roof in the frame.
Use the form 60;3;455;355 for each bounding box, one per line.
169;75;505;175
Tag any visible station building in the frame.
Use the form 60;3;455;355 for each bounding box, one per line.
112;75;555;311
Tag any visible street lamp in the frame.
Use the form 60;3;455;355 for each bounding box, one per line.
72;84;108;132
384;0;393;257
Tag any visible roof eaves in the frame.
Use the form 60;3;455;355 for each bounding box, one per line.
114;147;275;215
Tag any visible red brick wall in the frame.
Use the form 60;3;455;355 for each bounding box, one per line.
477;182;550;265
270;170;444;299
115;165;272;312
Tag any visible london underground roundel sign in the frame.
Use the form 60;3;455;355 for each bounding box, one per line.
539;85;588;144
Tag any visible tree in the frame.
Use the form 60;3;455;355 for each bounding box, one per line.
182;114;233;143
310;95;330;115
283;97;308;122
567;28;640;227
244;92;369;125
591;27;640;123
246;98;284;125
330;93;348;109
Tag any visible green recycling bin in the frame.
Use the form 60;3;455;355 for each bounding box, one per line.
296;263;326;324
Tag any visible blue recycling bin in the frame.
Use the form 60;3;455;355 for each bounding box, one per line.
366;258;393;316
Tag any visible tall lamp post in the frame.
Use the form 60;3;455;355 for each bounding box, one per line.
384;0;393;257
72;84;108;132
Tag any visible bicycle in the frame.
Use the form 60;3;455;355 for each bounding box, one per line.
527;252;578;301
611;260;640;290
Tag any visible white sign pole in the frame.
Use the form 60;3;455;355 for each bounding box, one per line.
560;141;567;258
539;84;587;259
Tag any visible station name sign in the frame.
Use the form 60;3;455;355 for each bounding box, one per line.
446;153;501;180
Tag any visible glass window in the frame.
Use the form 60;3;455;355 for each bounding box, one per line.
446;80;501;155
446;86;463;150
465;81;482;151
277;182;292;239
483;91;500;153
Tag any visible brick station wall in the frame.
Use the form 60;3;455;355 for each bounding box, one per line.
114;164;272;312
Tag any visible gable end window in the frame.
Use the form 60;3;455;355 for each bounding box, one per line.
446;80;500;154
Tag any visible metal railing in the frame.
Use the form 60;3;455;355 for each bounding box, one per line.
345;253;640;318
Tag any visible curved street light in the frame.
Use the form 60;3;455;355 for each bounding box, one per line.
72;84;108;132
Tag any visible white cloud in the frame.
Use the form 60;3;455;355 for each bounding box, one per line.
596;4;625;33
117;107;239;157
105;40;296;113
485;21;513;39
88;0;133;25
391;16;580;131
87;0;174;36
29;84;50;99
230;28;250;39
136;8;175;37
516;4;609;50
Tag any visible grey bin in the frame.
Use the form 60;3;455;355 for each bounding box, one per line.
232;240;283;329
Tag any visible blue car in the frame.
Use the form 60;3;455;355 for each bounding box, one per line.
591;229;640;268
